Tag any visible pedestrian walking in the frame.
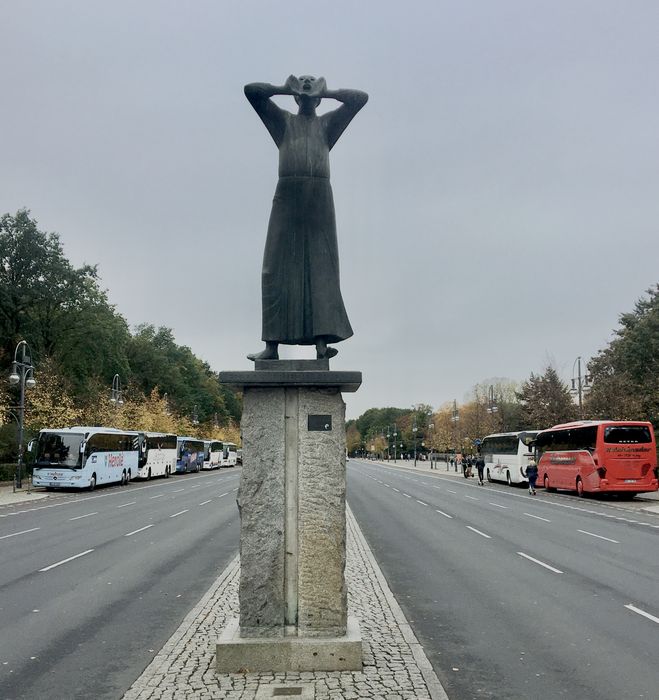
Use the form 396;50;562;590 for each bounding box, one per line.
524;457;538;495
476;455;485;485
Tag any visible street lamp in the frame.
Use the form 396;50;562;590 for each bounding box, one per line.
8;340;37;490
192;404;199;426
110;374;124;406
487;385;498;415
413;422;418;466
451;400;459;472
428;422;435;469
571;356;591;419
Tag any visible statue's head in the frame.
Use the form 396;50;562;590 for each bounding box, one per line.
294;75;322;109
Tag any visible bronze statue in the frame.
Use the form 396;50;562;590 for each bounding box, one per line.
245;75;368;361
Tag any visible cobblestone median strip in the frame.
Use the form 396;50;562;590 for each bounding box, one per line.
123;506;448;700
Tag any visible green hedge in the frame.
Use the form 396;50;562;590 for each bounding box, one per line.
0;463;32;483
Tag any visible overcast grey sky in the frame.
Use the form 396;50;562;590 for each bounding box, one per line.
2;1;658;419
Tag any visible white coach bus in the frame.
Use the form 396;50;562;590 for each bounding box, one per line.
202;440;223;470
30;426;139;490
135;432;177;479
480;431;540;486
222;442;238;467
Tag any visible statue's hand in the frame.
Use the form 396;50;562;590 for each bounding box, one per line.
284;75;302;95
306;76;327;97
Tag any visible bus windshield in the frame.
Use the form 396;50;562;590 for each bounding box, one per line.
604;426;652;444
34;432;83;469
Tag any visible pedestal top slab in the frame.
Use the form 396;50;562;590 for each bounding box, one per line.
219;368;362;393
255;359;329;371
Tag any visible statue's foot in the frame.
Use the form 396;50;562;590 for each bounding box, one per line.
316;345;338;360
247;346;279;361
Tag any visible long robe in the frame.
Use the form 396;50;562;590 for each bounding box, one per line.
260;111;353;345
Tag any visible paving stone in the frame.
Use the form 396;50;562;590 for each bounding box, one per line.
121;509;447;699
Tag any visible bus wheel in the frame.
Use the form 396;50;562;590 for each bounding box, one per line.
576;477;585;497
165;466;170;478
147;468;151;481
121;470;127;486
544;475;555;492
486;468;492;483
506;471;512;487
89;474;96;491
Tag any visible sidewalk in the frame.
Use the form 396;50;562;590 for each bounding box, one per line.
0;482;49;507
122;506;449;700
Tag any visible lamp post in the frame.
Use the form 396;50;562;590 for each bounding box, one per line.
385;427;391;460
571;356;591;419
8;340;37;490
487;385;498;416
413;422;418;466
110;374;124;407
192;404;199;426
428;422;435;469
392;425;398;463
451;400;459;472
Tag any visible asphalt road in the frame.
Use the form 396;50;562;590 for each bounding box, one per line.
0;468;241;700
347;459;659;700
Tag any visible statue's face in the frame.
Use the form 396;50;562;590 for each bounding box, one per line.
298;75;317;93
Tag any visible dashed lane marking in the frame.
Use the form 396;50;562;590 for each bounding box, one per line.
435;509;453;519
0;527;40;540
170;510;189;518
577;529;619;544
517;552;563;574
117;502;136;508
68;512;97;521
489;503;507;509
124;524;154;537
466;525;491;539
39;549;94;572
625;604;659;625
199;500;213;506
524;512;551;522
416;500;428;506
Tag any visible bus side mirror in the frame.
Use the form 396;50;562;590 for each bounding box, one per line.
80;440;87;453
519;432;535;447
27;439;35;452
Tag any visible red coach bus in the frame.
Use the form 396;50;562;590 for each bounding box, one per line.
535;420;657;497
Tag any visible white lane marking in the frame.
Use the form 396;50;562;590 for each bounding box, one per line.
150;494;164;499
218;492;229;498
466;525;491;539
170;509;189;518
447;489;456;494
517;552;563;574
435;509;453;519
430;485;442;490
117;502;136;509
489;502;507;509
416;500;428;506
625;604;659;625
465;495;479;501
0;527;40;540
383;483;390;487
171;488;185;493
190;484;201;489
124;524;154;537
403;493;412;498
392;488;400;493
578;529;620;544
199;500;212;506
524;512;551;522
231;488;238;492
39;549;94;572
68;512;98;521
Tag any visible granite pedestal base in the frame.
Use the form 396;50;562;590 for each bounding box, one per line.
216;616;362;673
217;362;362;672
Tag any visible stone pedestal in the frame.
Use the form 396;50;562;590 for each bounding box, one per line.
216;360;363;673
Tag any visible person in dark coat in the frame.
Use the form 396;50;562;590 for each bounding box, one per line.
244;75;368;361
524;458;539;495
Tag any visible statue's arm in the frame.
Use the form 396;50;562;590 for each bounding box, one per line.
320;89;369;149
244;82;294;146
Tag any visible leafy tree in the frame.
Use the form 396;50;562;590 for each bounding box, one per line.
346;422;362;454
585;285;659;428
518;366;577;428
24;356;81;432
354;407;408;442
